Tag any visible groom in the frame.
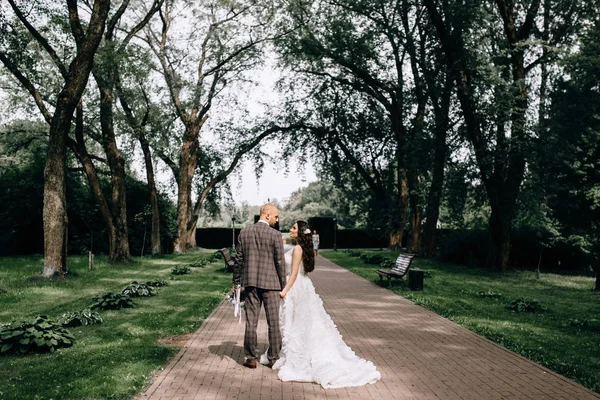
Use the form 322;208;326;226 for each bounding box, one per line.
233;203;286;368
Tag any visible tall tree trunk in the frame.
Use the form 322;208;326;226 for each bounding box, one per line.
139;136;161;255
406;167;422;253
42;107;70;277
422;76;452;256
97;79;131;262
174;124;202;253
40;0;111;276
69;103;117;256
486;202;513;270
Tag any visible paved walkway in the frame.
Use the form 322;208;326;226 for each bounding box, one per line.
138;256;600;400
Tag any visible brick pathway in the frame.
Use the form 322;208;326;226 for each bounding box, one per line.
138;256;599;400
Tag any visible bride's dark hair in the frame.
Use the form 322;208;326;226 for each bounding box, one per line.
296;220;315;273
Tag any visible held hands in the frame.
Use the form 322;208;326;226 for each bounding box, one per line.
279;290;287;300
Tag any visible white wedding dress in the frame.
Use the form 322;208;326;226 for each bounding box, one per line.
260;249;381;389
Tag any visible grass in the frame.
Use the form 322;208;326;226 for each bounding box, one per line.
321;249;600;394
0;251;231;400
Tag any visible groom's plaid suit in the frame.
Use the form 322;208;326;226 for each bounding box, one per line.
234;221;286;363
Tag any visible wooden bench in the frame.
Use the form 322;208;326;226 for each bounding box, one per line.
219;248;236;273
377;253;415;286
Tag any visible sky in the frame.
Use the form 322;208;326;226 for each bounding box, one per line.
228;156;318;206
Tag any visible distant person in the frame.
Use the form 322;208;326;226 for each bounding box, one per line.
233;203;286;369
312;229;320;256
260;220;381;388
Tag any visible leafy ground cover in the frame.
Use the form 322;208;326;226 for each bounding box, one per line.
321;249;600;394
0;251;230;400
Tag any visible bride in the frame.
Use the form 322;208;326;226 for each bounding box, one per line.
260;220;381;389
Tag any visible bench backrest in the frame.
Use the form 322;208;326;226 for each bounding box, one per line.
219;248;236;272
391;254;415;276
219;248;234;263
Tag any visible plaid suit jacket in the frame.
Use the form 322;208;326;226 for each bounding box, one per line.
233;222;286;291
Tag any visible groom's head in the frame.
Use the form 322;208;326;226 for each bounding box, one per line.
259;203;279;227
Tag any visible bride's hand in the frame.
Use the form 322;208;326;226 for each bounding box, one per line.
279;290;287;299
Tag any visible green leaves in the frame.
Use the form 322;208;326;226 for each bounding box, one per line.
122;282;157;297
91;293;134;311
505;297;546;313
60;310;103;328
0;316;74;355
171;266;191;275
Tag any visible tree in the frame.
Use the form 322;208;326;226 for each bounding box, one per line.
0;0;110;276
422;0;593;270
544;21;600;289
275;0;456;252
145;0;293;252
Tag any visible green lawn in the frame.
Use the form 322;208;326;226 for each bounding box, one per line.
0;251;231;400
321;249;600;394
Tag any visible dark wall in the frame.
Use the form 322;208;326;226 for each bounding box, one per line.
196;228;241;249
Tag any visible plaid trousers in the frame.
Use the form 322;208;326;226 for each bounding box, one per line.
243;287;282;362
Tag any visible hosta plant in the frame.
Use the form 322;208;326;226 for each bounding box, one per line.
60;310;103;327
0;315;74;354
171;265;191;275
145;279;168;287
122;281;157;297
505;297;545;313
189;258;210;268
91;292;134;311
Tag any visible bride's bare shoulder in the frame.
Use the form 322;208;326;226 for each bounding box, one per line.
292;245;303;256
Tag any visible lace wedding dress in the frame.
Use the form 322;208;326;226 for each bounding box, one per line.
261;249;381;389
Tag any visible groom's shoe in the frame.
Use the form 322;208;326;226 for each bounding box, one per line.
265;361;275;369
243;359;257;369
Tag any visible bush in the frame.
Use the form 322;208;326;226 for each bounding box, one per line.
0;316;74;354
360;254;386;264
379;259;395;269
346;250;362;258
564;318;600;332
189;258;210;268
60;310;103;327
171;265;191;275
122;282;157;297
0;288;6;295
437;229;488;266
145;279;168;287
505;297;545;313
91;293;134;311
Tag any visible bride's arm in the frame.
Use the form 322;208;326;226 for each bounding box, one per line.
280;245;302;299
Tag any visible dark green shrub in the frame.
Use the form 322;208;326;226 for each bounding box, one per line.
171;265;191;275
564;318;600;332
91;293;134;311
379;259;395;269
437;229;488;266
122;281;157;297
0;316;74;354
360;254;386;264
0;288;6;295
347;250;362;258
189;258;210;268
145;280;168;287
60;310;102;327
505;297;545;313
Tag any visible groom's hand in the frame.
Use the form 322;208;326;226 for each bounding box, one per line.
279;291;286;299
